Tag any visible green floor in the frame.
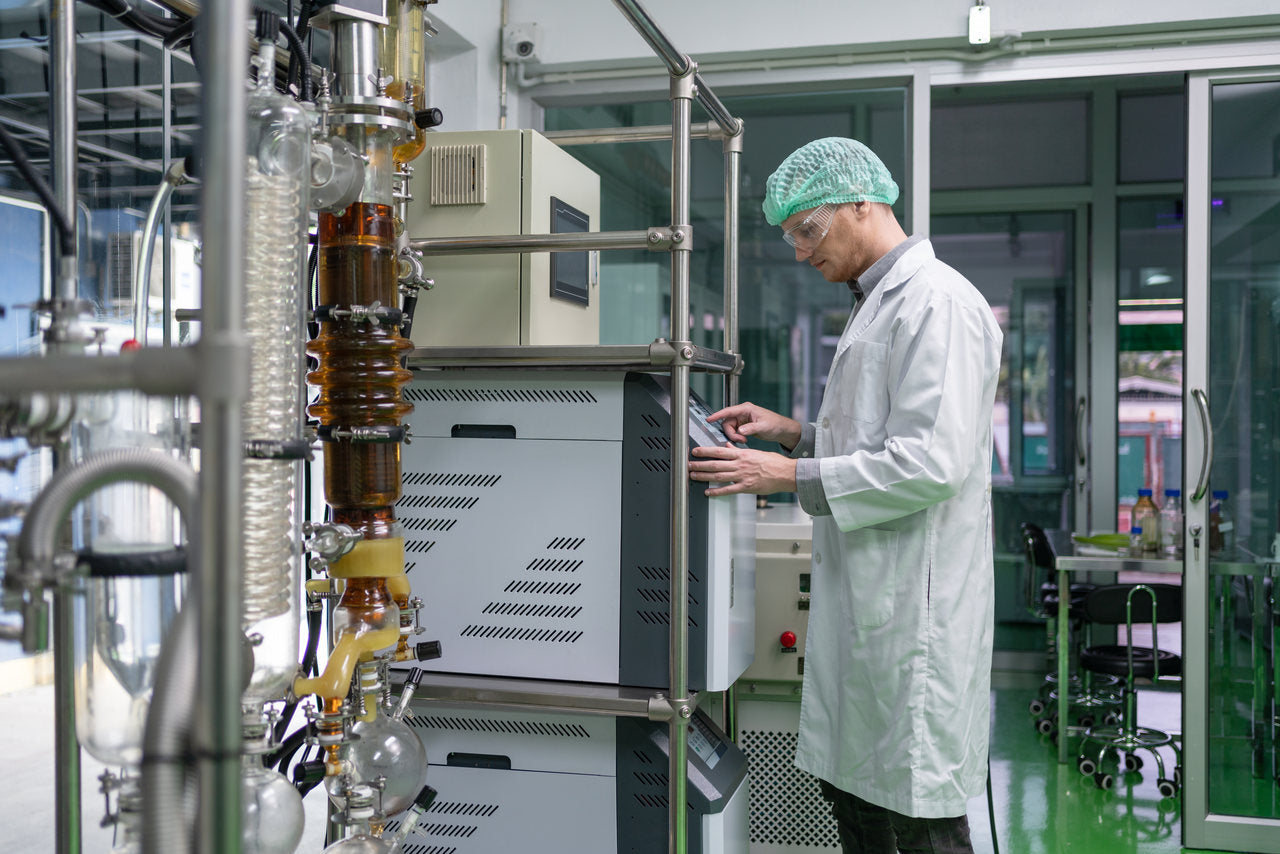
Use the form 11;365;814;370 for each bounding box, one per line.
982;670;1256;854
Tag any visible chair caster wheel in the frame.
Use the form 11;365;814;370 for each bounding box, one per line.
1094;772;1114;790
1037;717;1055;735
1124;753;1144;772
1078;756;1097;777
1078;715;1095;728
1174;766;1182;787
1157;778;1178;798
1029;698;1045;716
1103;712;1120;726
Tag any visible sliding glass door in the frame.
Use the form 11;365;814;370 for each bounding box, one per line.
1184;69;1280;852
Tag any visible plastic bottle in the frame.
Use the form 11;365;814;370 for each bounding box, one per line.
1132;489;1160;553
1160;488;1183;557
1209;490;1235;555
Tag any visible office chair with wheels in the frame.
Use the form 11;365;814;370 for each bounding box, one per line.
1021;522;1120;736
1075;583;1183;795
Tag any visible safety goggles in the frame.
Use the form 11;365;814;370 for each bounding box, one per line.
781;203;837;249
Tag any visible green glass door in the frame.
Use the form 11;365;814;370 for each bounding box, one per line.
1184;71;1280;852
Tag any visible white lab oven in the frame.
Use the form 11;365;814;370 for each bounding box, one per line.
406;129;601;346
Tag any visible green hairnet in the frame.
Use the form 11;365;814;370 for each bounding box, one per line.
762;137;899;226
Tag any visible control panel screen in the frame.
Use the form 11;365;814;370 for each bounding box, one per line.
550;196;590;306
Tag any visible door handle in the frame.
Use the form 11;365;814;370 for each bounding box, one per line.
1074;396;1087;467
1191;388;1213;502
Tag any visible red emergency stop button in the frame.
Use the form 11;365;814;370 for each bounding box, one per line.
780;631;797;649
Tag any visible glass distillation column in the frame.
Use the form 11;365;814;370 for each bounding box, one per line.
238;21;311;854
294;2;418;788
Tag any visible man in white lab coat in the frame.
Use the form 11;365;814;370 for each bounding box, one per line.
689;138;1002;853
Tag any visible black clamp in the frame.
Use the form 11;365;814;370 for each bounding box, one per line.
414;640;442;662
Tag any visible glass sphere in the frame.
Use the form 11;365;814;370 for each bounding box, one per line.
243;759;305;854
325;712;428;817
320;834;394;854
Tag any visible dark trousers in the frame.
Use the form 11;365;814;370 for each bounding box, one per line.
819;780;974;854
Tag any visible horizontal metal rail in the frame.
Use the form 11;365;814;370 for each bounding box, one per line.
543;121;728;146
409;228;673;255
405;343;739;374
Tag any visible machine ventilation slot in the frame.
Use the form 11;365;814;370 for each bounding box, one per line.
481;602;583;619
524;558;582;572
739;728;841;848
460;625;584;643
633;793;669;809
429;143;486;206
408;716;592;738
405;540;436;554
404;386;599;404
633;770;669;787
546;536;585;550
419;823;479;839
641;413;661;428
636;587;699;607
641;435;672;451
635;610;699;628
641;457;672;473
402;517;458;532
402;472;502;488
400;846;457;854
637;566;702;585
399;494;481;510
404;560;416;573
504;580;581;595
429;801;501;818
632;749;654;765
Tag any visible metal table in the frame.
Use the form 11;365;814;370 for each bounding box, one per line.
1049;532;1277;770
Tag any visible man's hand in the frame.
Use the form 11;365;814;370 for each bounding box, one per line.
705;402;802;448
689;445;798;497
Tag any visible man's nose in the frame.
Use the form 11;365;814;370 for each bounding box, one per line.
794;243;812;262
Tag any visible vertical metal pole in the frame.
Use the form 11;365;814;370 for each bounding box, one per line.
667;61;695;854
194;2;248;851
907;70;930;238
722;127;742;408
50;1;80;852
162;32;174;348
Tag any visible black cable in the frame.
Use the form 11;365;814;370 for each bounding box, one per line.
287;0;315;102
81;0;181;40
161;14;196;52
277;19;312;102
987;757;1000;854
0;122;75;258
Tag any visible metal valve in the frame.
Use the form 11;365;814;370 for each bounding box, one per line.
303;521;362;571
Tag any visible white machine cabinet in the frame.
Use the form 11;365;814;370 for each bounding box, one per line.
398;368;755;692
736;505;840;853
406;129;601;346
395;704;748;854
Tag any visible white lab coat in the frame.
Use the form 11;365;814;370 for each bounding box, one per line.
794;238;1003;818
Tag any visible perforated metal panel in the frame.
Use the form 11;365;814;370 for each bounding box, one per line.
737;700;840;852
429;143;486;206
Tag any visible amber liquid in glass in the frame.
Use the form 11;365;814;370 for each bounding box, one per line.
307;202;413;516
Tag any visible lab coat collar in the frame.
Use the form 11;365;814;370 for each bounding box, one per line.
836;237;936;357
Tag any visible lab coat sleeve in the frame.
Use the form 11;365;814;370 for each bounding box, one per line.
822;291;994;533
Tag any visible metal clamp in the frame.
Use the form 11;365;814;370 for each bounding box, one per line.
303;521;362;571
647;691;694;722
313;301;404;328
644;225;693;252
317;425;410;444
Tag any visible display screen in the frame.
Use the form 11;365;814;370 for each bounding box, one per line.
688;716;727;769
550;196;590;306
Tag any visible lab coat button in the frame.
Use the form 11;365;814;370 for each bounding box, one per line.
814;552;822;564
821;417;830;429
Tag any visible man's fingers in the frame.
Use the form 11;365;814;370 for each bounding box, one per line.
690;445;738;459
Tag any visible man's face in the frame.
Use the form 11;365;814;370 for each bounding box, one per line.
781;203;867;283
